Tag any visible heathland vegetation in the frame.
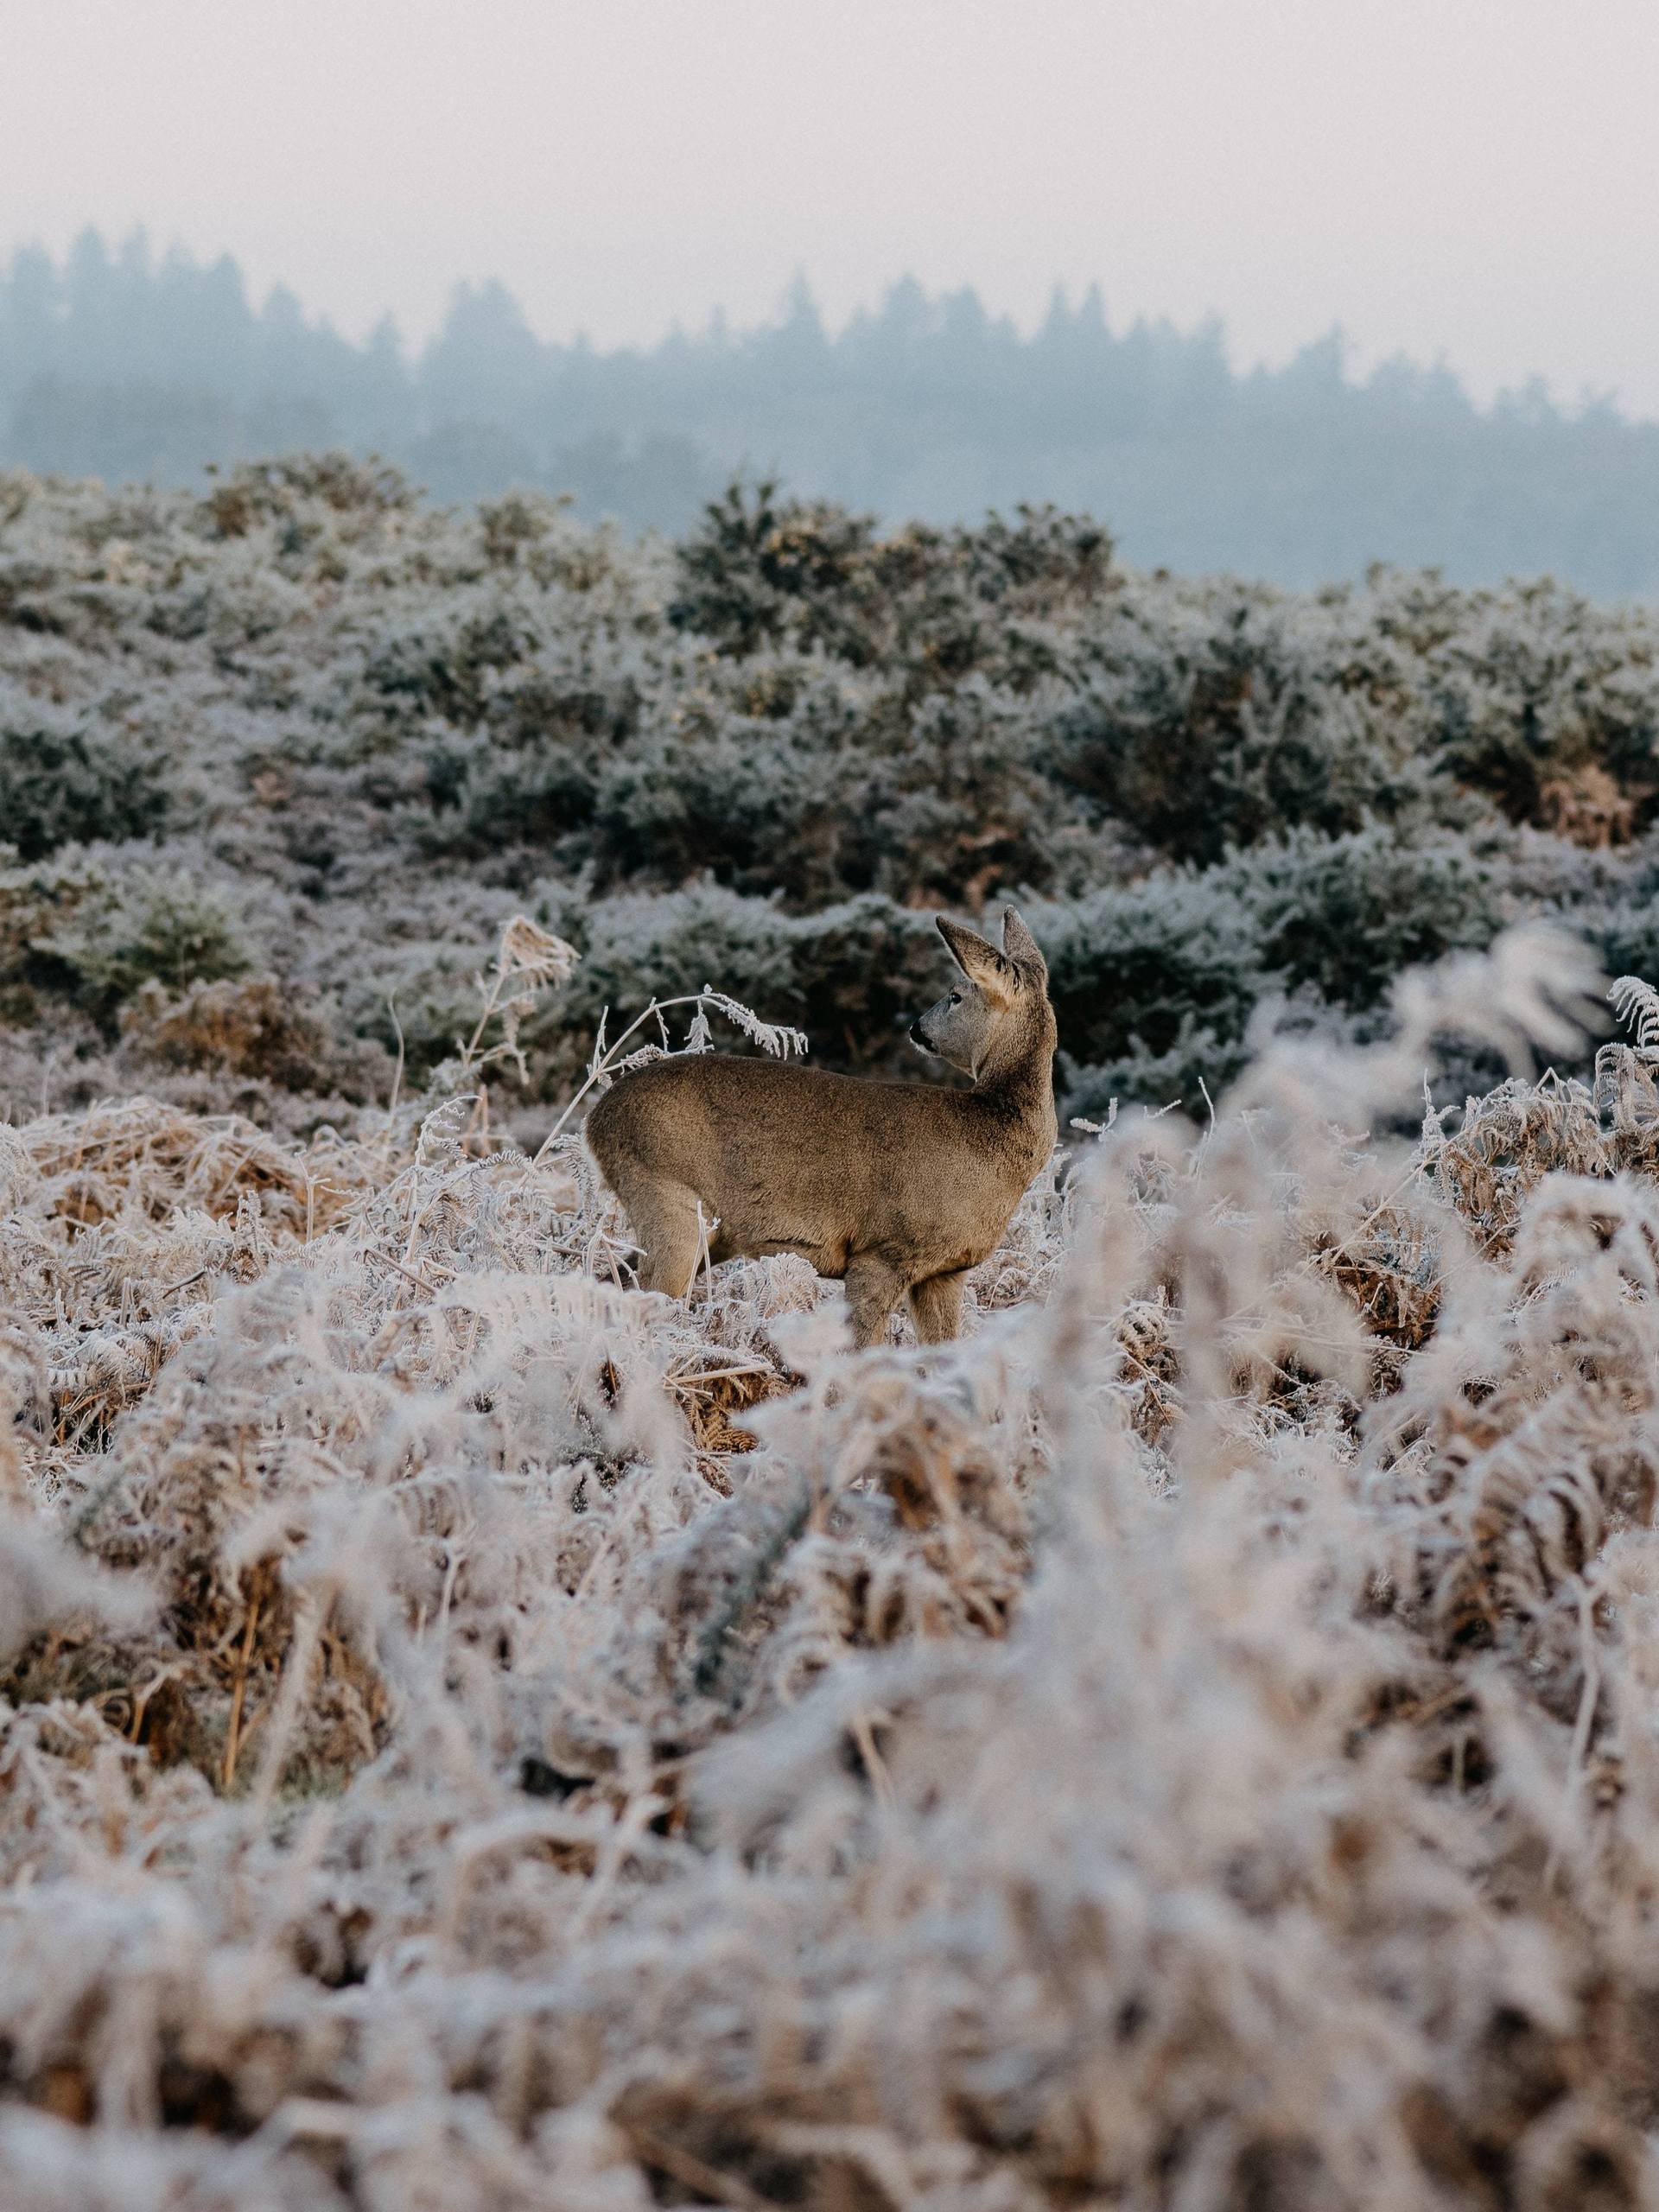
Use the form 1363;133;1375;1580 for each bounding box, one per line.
5;461;1659;1141
10;462;1659;2203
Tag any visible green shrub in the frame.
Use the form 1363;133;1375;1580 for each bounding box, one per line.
0;713;170;860
0;848;109;1020
1032;868;1273;1078
543;885;940;1081
31;864;253;1022
354;601;538;733
667;480;887;663
1048;601;1424;866
1426;582;1659;829
1060;1023;1249;1120
1236;824;1510;1007
11;470;1659;1123
668;480;1112;677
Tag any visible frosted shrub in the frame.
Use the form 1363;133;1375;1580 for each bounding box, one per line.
0;694;171;862
6;468;1659;1122
35;868;254;1021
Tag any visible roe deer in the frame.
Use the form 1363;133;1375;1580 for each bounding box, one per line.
585;908;1058;1347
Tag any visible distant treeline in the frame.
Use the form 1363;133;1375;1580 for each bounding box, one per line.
3;228;1659;593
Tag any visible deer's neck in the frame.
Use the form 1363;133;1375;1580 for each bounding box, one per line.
971;1043;1058;1162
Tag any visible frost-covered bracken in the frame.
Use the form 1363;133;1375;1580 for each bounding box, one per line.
4;918;1659;2209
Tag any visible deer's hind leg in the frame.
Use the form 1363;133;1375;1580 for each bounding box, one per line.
844;1250;907;1351
909;1268;969;1345
614;1175;705;1298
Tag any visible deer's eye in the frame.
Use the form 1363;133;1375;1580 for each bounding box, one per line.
949;991;962;1006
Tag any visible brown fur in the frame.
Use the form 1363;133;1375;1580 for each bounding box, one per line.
585;909;1058;1347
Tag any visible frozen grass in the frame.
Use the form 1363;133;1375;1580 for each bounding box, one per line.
8;926;1659;2206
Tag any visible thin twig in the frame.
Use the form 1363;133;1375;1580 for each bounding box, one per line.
223;1581;264;1791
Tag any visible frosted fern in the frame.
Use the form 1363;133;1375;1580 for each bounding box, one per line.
1609;972;1659;1058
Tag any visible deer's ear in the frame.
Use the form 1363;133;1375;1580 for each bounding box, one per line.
1001;906;1046;982
938;916;1016;1006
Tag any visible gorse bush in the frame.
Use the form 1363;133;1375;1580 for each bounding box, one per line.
2;855;253;1027
0;707;171;861
1046;596;1435;864
1237;823;1511;1007
4;458;1659;1128
666;478;1113;669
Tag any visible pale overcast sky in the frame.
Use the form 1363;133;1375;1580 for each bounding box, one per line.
6;0;1659;410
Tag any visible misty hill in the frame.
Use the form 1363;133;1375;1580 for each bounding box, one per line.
3;227;1658;594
